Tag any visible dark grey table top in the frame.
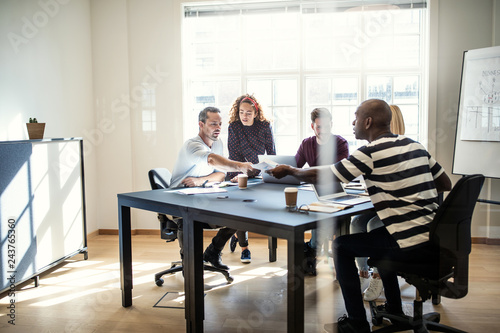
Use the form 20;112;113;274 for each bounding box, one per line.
118;180;374;235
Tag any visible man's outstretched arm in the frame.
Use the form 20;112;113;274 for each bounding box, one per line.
267;164;336;184
207;153;255;174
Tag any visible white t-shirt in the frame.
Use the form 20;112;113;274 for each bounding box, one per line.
170;135;224;188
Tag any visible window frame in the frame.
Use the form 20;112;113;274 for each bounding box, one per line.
182;1;428;154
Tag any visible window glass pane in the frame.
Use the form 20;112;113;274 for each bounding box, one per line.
333;78;358;105
364;36;394;68
188;79;239;137
393;35;420;67
306;78;331;105
274;106;298;136
394;76;419;104
274;79;297;106
247;80;272;111
304;12;361;69
394;9;421;34
305;77;358;141
275;135;297;155
367;76;392;102
186;16;240;74
331;106;355;137
245;12;299;70
400;104;419;138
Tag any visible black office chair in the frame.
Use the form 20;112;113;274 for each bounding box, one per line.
148;168;233;286
368;174;485;333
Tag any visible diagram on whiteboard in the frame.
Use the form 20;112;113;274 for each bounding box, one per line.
460;57;500;142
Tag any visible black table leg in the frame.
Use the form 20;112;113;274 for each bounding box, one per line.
118;203;132;307
287;233;305;333
268;236;277;262
183;213;205;333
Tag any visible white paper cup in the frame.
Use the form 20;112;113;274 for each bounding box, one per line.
238;174;248;189
284;187;298;207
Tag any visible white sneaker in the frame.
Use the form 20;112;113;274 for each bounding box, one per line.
359;276;370;292
363;277;383;301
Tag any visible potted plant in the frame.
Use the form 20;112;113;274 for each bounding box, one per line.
26;118;46;140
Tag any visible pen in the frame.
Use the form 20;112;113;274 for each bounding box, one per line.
201;180;208;188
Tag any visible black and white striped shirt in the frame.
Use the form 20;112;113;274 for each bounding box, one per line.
331;135;445;249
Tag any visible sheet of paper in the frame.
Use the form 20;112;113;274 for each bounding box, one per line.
299;184;314;191
176;187;228;195
299;205;341;214
309;201;352;209
215;181;238;188
252;159;278;171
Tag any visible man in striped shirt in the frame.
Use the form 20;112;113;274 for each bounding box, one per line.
268;99;452;333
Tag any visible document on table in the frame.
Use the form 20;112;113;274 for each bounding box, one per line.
299;201;352;213
176;187;228;195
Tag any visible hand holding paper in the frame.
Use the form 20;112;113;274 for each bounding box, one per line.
265;164;293;179
252;159;278;171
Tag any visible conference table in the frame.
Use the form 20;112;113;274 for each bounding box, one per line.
117;180;373;333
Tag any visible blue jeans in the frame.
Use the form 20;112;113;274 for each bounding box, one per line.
333;227;434;322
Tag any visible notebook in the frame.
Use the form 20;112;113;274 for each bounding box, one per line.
312;179;371;205
257;155;301;185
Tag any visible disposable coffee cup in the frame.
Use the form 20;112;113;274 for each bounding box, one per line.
238;174;248;189
284;187;298;208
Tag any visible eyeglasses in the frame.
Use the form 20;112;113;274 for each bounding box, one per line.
286;204;310;215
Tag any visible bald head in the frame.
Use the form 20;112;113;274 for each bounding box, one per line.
359;99;392;128
353;99;393;142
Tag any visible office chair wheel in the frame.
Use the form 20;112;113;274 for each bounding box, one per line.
226;275;234;283
155;278;164;286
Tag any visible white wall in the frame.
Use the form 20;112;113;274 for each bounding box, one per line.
0;0;98;234
1;0;499;239
89;0;135;230
89;0;184;230
429;0;500;240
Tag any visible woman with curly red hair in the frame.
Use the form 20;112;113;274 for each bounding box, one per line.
227;94;276;263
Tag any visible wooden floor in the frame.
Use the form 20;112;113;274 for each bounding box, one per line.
1;235;499;332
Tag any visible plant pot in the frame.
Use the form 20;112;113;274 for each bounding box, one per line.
26;123;46;140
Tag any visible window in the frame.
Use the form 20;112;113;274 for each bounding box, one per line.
183;1;427;154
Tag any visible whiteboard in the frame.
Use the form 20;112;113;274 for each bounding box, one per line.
452;46;500;179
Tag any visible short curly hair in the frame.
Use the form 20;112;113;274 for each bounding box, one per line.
229;94;268;124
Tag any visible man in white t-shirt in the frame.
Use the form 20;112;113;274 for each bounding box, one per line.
171;107;255;270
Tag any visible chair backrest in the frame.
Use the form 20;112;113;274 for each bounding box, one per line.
430;174;485;299
148;168;172;190
431;174;484;255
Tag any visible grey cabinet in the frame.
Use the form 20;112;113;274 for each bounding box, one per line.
0;138;87;293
